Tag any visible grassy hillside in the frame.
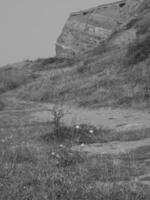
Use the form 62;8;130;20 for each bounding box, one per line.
1;0;150;109
0;62;38;94
1;44;150;109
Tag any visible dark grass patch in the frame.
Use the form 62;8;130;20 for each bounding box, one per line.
125;35;150;65
40;124;112;145
2;145;37;164
31;57;75;71
0;100;5;111
40;122;150;146
128;145;150;162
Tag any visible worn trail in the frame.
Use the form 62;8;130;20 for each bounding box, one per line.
32;102;150;132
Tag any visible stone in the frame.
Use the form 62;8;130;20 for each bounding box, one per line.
56;0;145;57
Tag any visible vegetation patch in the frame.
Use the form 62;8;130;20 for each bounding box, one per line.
0;105;150;199
0;66;38;93
125;35;150;65
0;100;5;111
31;57;75;71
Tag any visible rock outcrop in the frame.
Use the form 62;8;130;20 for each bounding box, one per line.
56;0;144;57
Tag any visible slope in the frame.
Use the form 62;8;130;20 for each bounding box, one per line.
1;0;150;110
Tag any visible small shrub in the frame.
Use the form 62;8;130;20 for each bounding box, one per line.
51;106;64;140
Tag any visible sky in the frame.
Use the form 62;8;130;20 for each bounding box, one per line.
0;0;119;66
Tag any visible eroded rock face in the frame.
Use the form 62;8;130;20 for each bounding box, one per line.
56;0;144;57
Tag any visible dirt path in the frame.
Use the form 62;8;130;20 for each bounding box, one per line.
3;94;150;131
31;102;150;131
2;95;150;132
71;138;150;155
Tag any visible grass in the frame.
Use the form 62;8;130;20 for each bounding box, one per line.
0;129;149;199
0;99;5;111
1;0;150;197
15;46;150;109
0;2;150;198
0;66;38;94
30;57;75;71
40;122;150;146
0;101;150;199
125;36;150;65
0;36;150;110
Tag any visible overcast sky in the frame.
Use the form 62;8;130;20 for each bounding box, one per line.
0;0;119;66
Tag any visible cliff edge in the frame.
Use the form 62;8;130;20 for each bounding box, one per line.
56;0;143;57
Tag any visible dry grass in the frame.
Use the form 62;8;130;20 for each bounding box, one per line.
0;66;38;94
1;35;150;110
0;99;5;111
15;48;149;109
0;102;150;199
0;125;149;199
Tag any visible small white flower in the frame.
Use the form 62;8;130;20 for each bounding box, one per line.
59;144;65;148
76;125;80;129
89;129;94;134
51;152;55;156
56;154;60;159
81;143;85;147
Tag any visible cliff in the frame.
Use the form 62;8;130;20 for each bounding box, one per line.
56;0;144;57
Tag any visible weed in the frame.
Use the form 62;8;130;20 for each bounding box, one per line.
51;105;65;140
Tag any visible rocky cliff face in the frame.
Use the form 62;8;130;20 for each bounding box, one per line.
56;0;144;57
